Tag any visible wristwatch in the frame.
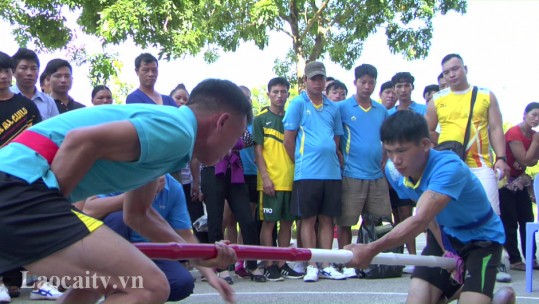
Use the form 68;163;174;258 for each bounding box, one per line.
496;156;507;162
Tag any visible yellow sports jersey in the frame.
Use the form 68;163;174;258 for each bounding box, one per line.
252;108;294;191
433;87;493;168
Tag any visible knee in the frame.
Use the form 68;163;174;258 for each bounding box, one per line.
133;270;170;303
492;287;516;304
167;273;195;301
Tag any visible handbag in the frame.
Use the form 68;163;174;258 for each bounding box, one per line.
356;213;404;279
434;86;478;160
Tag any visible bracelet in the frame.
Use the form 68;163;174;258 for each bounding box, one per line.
496;156;507;162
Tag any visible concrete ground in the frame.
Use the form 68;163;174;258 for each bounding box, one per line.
10;233;539;304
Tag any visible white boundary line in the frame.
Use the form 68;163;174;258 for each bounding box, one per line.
190;291;539;300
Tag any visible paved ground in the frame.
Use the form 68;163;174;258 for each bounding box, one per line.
10;233;539;303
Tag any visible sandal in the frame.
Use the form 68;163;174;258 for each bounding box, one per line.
217;270;234;285
248;269;267;283
509;261;526;271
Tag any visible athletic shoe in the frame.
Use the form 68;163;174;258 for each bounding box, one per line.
320;265;347;280
293;262;306;274
341;267;357;278
280;263;304;279
403;265;415;274
30;282;63;300
264;265;284;282
496;264;512;283
303;265;319;282
0;286;11;304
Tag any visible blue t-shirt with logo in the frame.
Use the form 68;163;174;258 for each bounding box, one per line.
388;101;427;116
339;97;388;179
385;149;505;244
283;91;343;180
0;104;196;202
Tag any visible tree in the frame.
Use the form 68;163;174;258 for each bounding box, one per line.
1;0;467;88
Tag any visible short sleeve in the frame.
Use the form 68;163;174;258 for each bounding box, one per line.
130;113;193;165
29;100;42;124
505;126;522;144
427;158;467;201
253;115;264;145
282;97;303;131
333;105;344;136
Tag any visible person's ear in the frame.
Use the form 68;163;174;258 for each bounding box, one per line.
215;113;231;132
422;138;431;151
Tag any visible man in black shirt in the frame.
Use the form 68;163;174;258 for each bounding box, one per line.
0;51;41;147
0;51;41;302
44;59;85;114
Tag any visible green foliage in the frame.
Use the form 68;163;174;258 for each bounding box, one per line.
1;0;467;87
86;53;121;87
251;85;269;115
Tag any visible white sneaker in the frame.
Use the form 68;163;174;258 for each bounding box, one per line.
403;265;415;274
341;267;357;278
293;262;305;274
0;286;11;303
303;265;319;282
30;281;63;300
496;264;512;283
320;266;346;280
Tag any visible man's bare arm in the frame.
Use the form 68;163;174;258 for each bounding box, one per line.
488;92;510;176
123;180;184;244
50;121;141;196
255;144;274;196
284;130;298;162
425;100;439;145
346;190;451;268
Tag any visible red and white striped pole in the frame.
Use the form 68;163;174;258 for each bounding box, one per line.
134;243;456;270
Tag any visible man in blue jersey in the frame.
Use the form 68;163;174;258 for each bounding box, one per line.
336;64;390;278
345;111;514;304
0;79;249;303
283;61;345;282
81;174;231;302
387;72;426;266
388;72;426;116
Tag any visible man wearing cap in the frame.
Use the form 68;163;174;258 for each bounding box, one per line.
283;61;345;282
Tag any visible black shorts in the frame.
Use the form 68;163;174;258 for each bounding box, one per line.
291;179;342;218
244;175;258;203
0;172;103;273
389;187;415;208
411;230;501;299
